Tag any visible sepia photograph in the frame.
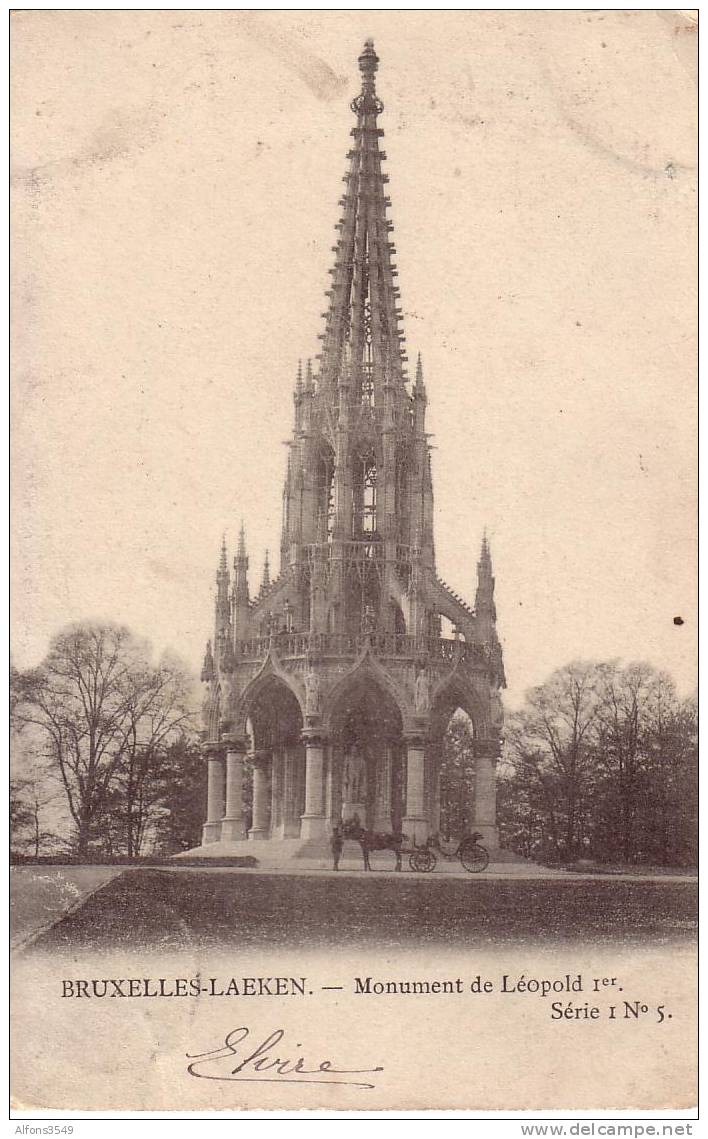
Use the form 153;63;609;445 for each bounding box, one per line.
10;8;697;1114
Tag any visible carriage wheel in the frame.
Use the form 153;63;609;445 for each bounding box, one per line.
460;843;489;873
409;849;436;873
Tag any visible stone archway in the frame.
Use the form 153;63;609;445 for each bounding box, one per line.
326;672;405;833
435;708;476;842
428;676;499;848
243;676;305;840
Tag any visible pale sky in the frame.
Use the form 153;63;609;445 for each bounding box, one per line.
11;10;696;707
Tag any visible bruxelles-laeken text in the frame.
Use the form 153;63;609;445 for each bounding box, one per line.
60;973;588;999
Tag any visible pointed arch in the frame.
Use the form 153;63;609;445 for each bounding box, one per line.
351;447;379;539
426;672;488;844
322;653;409;734
235;656;305;737
429;670;487;740
324;653;407;834
390;600;406;634
436;707;477;842
314;440;336;541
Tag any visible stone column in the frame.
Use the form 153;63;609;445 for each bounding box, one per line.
403;734;428;844
430;765;442;837
324;746;334;825
248;751;271;840
391;743;404;832
294;742;306;820
328;745;343;827
474;738;500;848
373;745;392;832
278;745;299;837
301;733;327;840
221;737;247;842
270;748;283;835
201;743;225;845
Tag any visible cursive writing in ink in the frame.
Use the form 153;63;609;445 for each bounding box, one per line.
186;1027;383;1089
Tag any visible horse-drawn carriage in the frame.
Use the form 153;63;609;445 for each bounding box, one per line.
408;833;490;874
339;818;490;874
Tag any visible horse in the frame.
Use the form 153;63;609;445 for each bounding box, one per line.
360;829;409;872
341;817;408;872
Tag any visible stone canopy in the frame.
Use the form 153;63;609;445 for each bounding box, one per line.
198;40;505;861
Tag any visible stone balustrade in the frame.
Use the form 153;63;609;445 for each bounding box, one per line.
227;631;490;666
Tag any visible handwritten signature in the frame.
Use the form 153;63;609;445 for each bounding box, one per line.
186;1027;384;1089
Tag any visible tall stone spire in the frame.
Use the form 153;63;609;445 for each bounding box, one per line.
292;360;304;433
214;535;231;645
475;531;497;633
272;41;442;635
232;522;250;638
237;521;247;561
260;549;271;594
218;533;228;574
318;39;406;402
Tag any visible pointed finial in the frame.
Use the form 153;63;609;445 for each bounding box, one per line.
359;38;379;85
217;535;229;586
479;530;493;575
201;639;215;682
305;359;314;391
295;359;303;395
353;39;383;115
237;521;247;559
261;549;271;593
476;529;496;622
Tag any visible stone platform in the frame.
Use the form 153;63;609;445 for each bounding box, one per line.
176;836;356;870
175;837;526;871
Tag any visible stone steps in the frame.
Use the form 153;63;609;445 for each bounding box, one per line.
175;836;528;870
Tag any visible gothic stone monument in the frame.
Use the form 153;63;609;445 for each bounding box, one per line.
198;41;505;859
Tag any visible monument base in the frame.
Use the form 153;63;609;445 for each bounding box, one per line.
300;814;327;840
221;818;247;842
201;821;222;844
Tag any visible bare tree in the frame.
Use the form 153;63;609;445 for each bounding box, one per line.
634;682;696;865
10;772;64;859
501;660;696;866
114;655;195;856
505;662;608;858
10;662;65;858
12;623;194;859
593;663;669;862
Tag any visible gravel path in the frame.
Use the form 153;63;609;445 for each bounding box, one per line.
10;866;125;949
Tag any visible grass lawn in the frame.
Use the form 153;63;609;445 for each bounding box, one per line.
25;868;697;953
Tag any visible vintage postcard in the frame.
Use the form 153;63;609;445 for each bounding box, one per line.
10;9;697;1114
